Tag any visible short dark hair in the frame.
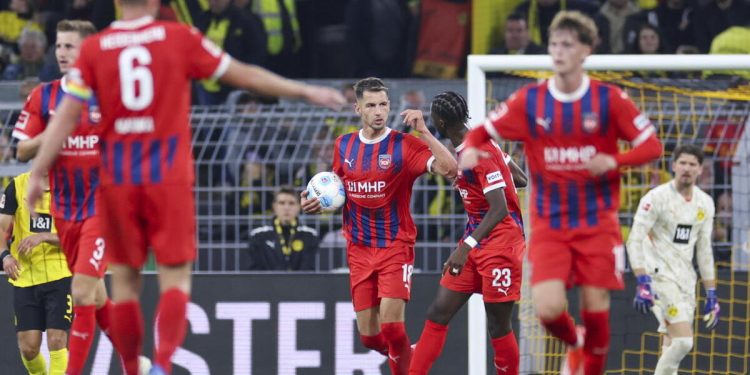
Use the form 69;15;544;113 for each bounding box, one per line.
549;11;598;47
275;186;298;201
431;91;469;129
353;77;388;100
57;20;97;38
672;144;704;165
506;12;527;25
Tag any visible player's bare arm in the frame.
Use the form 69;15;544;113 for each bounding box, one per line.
16;132;45;162
300;190;322;214
507;158;527;187
27;97;83;210
400;109;458;179
17;233;60;256
443;188;509;276
0;213;20;280
220;60;346;110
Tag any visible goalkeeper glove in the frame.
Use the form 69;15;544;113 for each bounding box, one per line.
633;275;656;314
702;288;720;330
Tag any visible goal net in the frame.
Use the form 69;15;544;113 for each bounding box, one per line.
466;54;750;375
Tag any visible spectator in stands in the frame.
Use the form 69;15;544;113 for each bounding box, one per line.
250;0;304;78
624;0;695;53
693;0;750;53
2;28;45;80
708;17;750;80
242;186;320;271
173;0;267;104
597;0;640;54
490;12;545;55
628;23;667;54
0;0;41;46
346;0;413;78
400;89;426;110
512;0;599;46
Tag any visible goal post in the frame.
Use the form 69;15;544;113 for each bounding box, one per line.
466;54;750;375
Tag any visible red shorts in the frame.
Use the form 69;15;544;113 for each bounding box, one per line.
347;243;414;312
98;184;196;268
441;239;525;303
55;215;107;278
528;226;625;290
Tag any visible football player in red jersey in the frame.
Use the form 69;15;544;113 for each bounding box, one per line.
409;92;528;374
26;1;345;374
459;11;662;375
302;77;458;374
12;19;148;375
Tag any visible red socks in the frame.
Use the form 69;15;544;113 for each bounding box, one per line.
541;311;579;346
66;305;97;375
582;310;610;375
111;301;144;375
360;333;388;354
408;320;448;375
96;299;113;334
491;332;519;374
381;322;413;375
154;289;189;373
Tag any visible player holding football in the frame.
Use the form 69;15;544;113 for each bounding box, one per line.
302;77;458;374
12;19;150;375
627;144;719;375
459;11;663;375
26;1;346;374
408;92;527;374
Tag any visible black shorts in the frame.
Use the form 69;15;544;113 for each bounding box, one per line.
13;277;72;332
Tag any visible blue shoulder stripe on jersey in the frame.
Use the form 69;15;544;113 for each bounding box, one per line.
166;136;178;168
113;142;125;185
150;140;162;183
131;141;143;184
60;167;72;220
349;203;361;245
73;168;85;221
339;134;353;167
526;87;538;139
584;181;599;226
347;135;361;172
581;86;593;131
41;82;53;122
567;181;579;229
376;207;386;247
361;207;372;247
562;101;574;135
600;176;613;209
599;85;610;135
534;173;544;218
87;167;99;218
549;182;561;229
361;143;374;172
392;133;403;173
463;170;477;185
544;89;555;134
389;200;399;241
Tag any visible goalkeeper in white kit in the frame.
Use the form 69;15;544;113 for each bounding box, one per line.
626;144;720;375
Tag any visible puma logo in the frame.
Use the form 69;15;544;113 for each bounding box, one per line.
536;117;551;130
495;364;509;372
388;354;400;362
71;330;89;340
265;240;275;248
497;287;509;296
345;158;355;168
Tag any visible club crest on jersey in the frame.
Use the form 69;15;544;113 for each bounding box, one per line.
696;208;705;221
583;112;599;132
89;106;101;124
378;154;392;170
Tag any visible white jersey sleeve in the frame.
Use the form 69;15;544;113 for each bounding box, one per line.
626;182;716;291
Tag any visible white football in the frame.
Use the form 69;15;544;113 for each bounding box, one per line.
307;172;346;212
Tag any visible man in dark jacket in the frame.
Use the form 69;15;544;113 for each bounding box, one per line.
244;186;320;271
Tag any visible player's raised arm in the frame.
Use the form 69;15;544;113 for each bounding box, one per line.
504;153;527;188
27;96;82;209
401;109;457;179
219;60;345;110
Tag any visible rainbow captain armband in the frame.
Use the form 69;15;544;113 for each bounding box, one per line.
63;68;93;102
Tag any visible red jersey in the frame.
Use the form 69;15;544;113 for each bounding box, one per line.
483;76;656;233
64;16;229;187
332;128;434;248
454;141;524;246
13;79;101;221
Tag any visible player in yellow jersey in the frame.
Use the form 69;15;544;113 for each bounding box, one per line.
1;171;70;375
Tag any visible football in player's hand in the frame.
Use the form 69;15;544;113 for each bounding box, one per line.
306;172;346;212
